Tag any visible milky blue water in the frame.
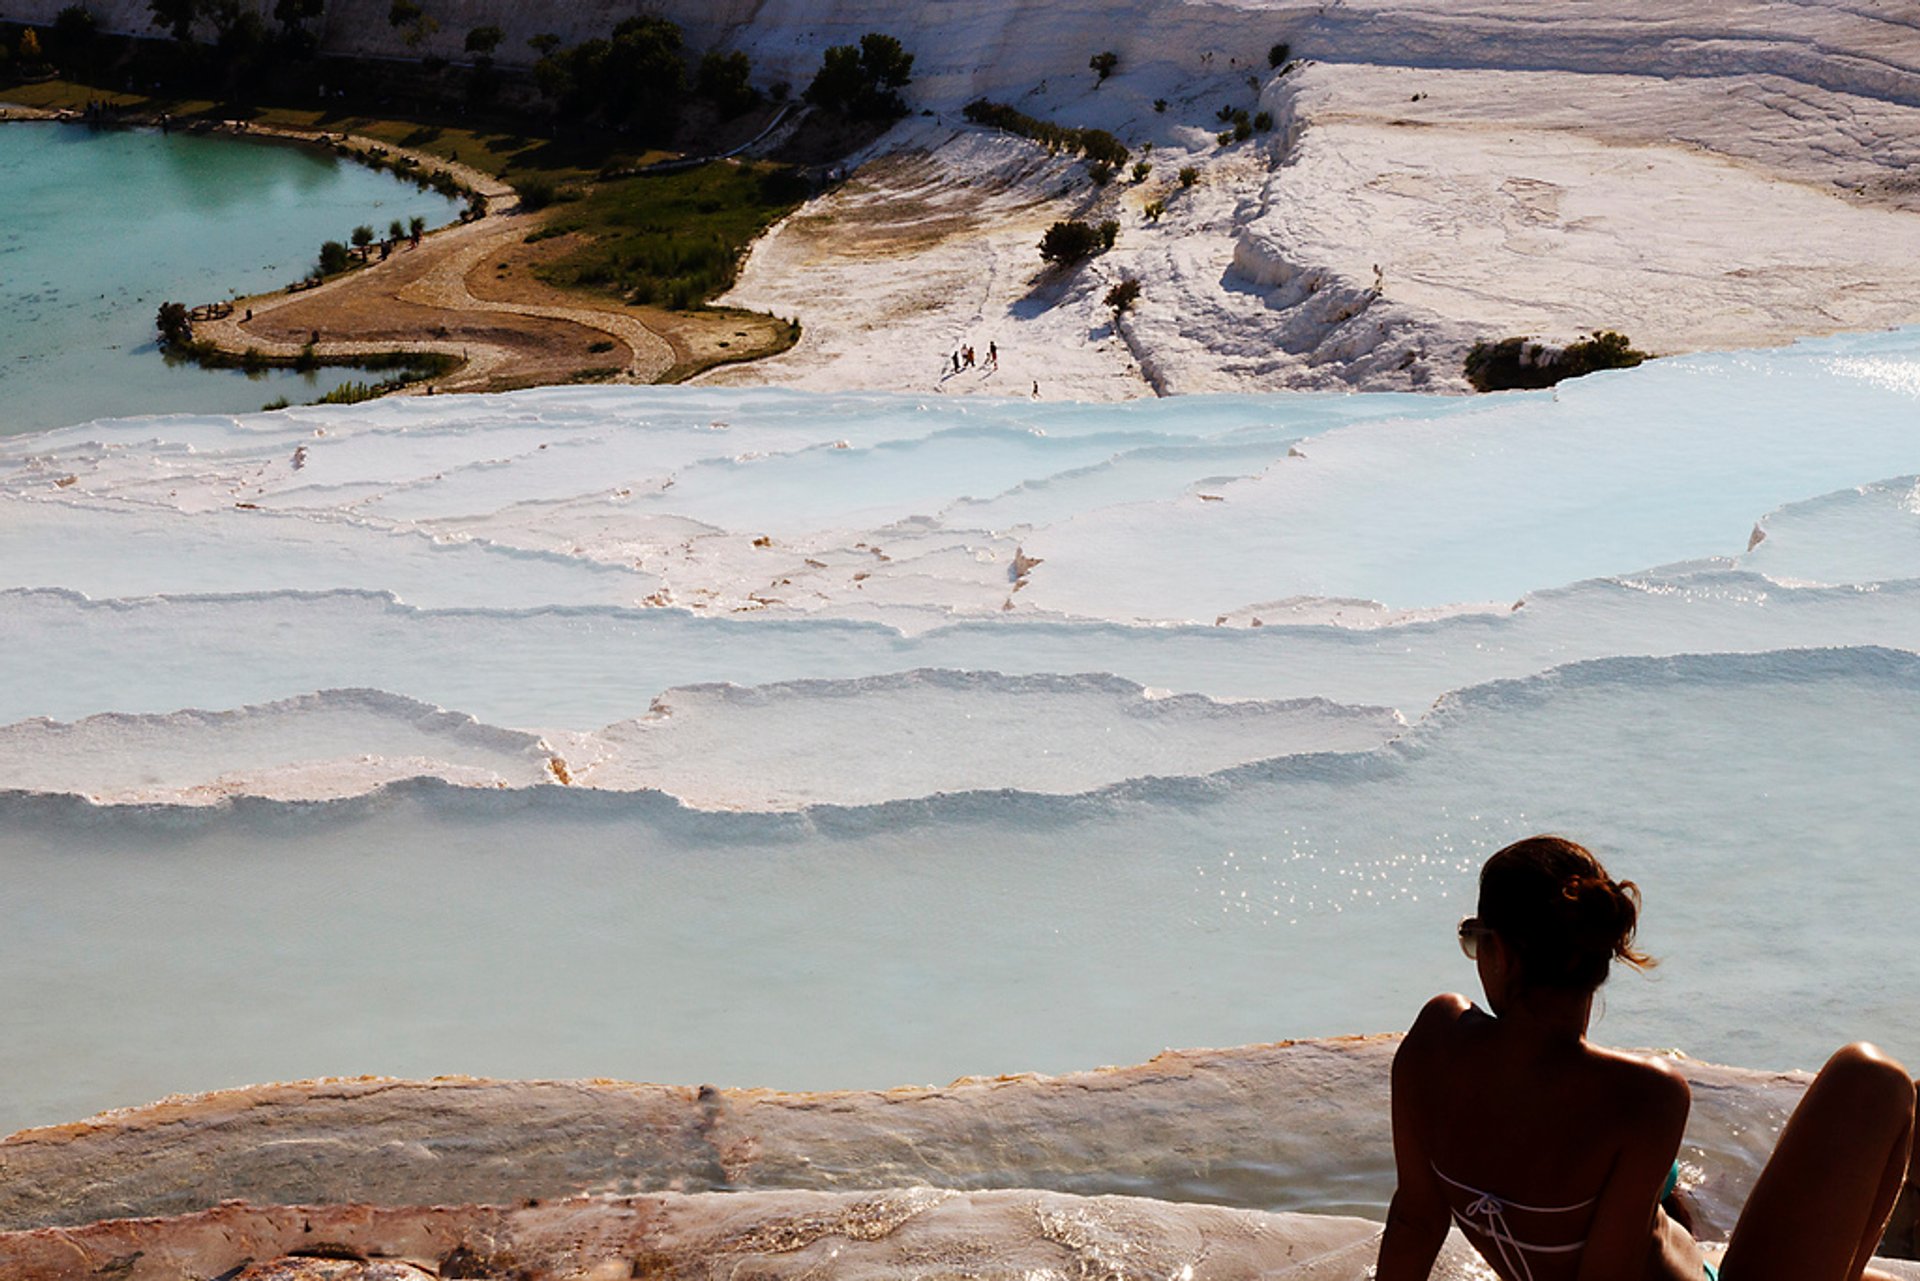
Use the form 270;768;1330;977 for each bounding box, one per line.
3;327;1919;1196
0;122;460;433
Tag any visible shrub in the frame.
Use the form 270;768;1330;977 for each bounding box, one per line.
1216;105;1236;123
1090;50;1117;81
1105;277;1141;313
1254;110;1274;131
1268;41;1290;68
1179;166;1198;188
1234;117;1253;141
1143;199;1165;222
1038;220;1104;267
1463;331;1647;391
962;100;1130;166
317;240;351;274
1131;160;1151;182
1216;129;1234;146
806;31;914;120
1098;219;1120;250
517;174;558;211
261;396;291;411
464;24;503;54
1153;98;1168;113
1088;160;1114;186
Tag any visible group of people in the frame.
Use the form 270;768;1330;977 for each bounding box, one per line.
1386;835;1916;1281
946;341;999;377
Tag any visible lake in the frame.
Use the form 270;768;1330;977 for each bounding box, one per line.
0;120;461;433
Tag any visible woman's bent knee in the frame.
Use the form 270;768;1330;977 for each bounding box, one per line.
1820;1043;1915;1117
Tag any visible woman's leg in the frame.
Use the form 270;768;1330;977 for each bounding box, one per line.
1720;1043;1915;1281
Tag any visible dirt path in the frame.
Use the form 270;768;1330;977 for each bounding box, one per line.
193;208;676;394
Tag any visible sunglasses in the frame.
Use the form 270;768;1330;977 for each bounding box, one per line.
1458;916;1494;960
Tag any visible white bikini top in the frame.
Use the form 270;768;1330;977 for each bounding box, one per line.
1429;1161;1596;1281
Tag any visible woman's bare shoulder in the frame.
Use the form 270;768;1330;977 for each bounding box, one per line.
1587;1045;1692;1116
1397;993;1479;1057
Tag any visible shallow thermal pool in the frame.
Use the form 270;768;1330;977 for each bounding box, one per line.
3;329;1919;1213
0;122;461;433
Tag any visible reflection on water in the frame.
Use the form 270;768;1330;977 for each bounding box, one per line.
0;122;460;432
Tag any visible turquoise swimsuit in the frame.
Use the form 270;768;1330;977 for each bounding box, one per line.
1662;1161;1718;1281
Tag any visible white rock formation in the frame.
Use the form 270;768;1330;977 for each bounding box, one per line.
0;1036;1841;1241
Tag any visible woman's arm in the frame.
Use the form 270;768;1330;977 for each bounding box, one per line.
1379;995;1470;1281
1572;1059;1696;1281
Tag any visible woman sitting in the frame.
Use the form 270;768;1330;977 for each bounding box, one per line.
1379;834;1915;1281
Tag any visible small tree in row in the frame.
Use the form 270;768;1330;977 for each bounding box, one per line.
805;32;914;120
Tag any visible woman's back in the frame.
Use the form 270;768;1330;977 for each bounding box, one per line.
1395;992;1694;1281
1376;835;1915;1281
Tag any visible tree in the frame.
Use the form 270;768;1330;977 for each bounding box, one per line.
15;26;44;66
388;218;405;241
539;16;685;140
698;49;757;117
272;0;322;57
805;31;913;120
1105;277;1141;314
155;301;192;346
527;31;561;57
318;240;351;273
1089;50;1117;82
464;23;502;55
350;224;374;256
408;215;426;245
50;6;98;74
1038;220;1103;267
1268;41;1290;68
148;0;198;42
387;0;435;48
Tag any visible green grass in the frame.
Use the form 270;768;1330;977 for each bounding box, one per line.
534;161;808;309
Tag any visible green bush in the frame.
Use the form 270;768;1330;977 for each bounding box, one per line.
1088;160;1114;186
1105;277;1141;313
1090;50;1117;81
1039;220;1104;267
1268;41;1290;68
1463;331;1647;391
1098;219;1119;250
1178;166;1199;188
1254;110;1274;131
317;240;351;274
1131;160;1151;182
1143;199;1165;222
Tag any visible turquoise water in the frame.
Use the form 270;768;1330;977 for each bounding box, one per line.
0;122;461;433
4;333;1920;1147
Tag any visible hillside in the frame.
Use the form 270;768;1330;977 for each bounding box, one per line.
8;0;1920;391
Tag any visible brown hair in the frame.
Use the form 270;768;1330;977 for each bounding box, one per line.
1477;835;1654;991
